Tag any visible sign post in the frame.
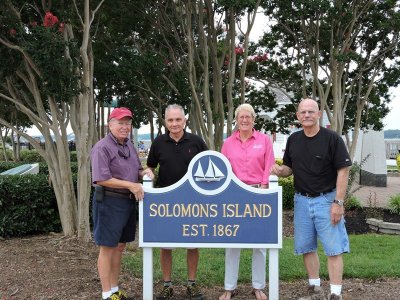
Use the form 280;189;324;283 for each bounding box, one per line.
142;175;154;300
140;151;282;299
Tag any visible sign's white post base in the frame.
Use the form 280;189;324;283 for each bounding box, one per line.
142;175;154;300
143;247;153;300
269;248;279;300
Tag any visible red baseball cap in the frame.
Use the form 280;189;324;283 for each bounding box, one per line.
109;107;133;120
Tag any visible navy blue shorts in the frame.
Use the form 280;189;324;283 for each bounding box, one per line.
92;193;137;247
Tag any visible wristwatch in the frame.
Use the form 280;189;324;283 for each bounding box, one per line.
333;199;344;206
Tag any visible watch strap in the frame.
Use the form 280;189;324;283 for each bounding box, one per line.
333;199;344;206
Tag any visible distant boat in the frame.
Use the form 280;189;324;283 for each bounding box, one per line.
194;158;225;182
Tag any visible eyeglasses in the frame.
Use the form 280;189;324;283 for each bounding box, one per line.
118;147;130;159
238;115;253;120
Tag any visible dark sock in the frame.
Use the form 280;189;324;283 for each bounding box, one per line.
163;281;172;287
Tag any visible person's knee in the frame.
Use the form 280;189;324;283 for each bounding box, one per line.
116;243;126;253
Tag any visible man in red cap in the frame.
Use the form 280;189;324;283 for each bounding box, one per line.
91;107;152;300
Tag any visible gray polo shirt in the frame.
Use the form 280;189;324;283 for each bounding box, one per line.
91;133;142;186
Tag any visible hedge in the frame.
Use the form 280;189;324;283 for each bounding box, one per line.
279;176;295;210
0;149;77;163
0;157;296;237
0;174;61;237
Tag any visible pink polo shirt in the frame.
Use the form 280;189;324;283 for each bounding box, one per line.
221;130;275;185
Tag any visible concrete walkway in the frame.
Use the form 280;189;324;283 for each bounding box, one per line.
353;175;400;208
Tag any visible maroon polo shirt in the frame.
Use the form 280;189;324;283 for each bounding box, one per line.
91;133;142;187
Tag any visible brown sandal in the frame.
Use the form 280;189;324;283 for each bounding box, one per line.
219;290;239;300
253;289;268;300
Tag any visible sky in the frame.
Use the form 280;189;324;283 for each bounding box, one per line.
383;86;400;130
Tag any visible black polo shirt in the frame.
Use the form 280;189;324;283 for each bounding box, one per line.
283;127;352;195
147;131;208;187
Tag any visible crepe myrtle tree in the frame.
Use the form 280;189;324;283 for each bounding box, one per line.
259;0;400;158
0;0;104;239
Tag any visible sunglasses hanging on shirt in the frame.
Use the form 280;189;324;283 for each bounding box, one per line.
118;147;130;159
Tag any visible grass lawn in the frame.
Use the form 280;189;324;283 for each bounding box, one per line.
123;234;400;286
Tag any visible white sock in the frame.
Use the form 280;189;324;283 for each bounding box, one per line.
102;290;113;299
111;286;119;293
330;284;342;295
309;278;321;287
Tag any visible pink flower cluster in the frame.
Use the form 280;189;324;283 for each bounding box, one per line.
235;46;244;55
43;12;59;27
250;53;268;62
43;12;65;32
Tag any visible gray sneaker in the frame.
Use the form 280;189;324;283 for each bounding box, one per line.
298;285;326;300
156;286;173;300
186;283;204;300
329;294;342;300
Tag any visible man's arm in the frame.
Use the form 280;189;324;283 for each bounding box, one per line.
96;178;144;201
141;167;155;179
335;166;350;201
270;164;293;177
330;166;350;225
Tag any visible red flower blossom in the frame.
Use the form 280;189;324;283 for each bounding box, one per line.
235;46;244;55
9;28;16;36
30;21;38;27
250;53;268;62
43;12;59;27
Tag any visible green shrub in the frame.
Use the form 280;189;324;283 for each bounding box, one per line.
397;154;400;170
346;155;369;201
0;174;61;237
279;176;294;210
345;195;363;210
388;194;400;215
20;149;45;162
70;151;77;162
0;148;14;161
0;161;26;173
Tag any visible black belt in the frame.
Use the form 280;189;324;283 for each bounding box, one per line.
296;189;335;198
249;183;261;188
104;190;133;199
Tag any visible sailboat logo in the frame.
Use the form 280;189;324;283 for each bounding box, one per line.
194;158;225;182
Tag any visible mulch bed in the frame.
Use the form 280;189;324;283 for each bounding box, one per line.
1;210;400;299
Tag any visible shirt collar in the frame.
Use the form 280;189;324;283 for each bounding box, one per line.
233;129;256;140
166;131;188;143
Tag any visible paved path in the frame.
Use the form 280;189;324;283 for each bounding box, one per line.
353;175;400;208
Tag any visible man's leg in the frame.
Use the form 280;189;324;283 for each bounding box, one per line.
186;248;204;299
110;243;126;288
298;252;325;300
98;245;117;293
187;248;199;280
160;249;173;281
303;252;320;280
328;254;344;297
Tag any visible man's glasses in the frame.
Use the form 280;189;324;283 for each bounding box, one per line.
118;148;130;159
